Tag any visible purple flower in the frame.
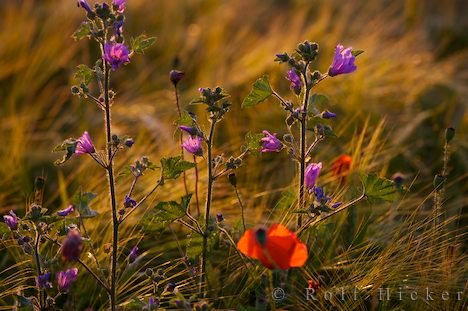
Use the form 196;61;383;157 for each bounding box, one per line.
75;131;95;155
57;205;74;217
3;211;18;230
216;213;224;222
313;187;331;203
61;229;83;262
113;0;126;13
305;162;322;190
166;282;176;292
182;136;203;156
179;125;198;136
286;69;302;95
261;130;283;153
129;245;138;262
328;44;357;77
77;0;93;15
103;42;130;71
57;268;78;293
36;272;52;290
124;138;134;148
331;202;343;208
321;110;337;119
149;297;159;310
170;70;185;86
114;19;124;37
124;195;137;208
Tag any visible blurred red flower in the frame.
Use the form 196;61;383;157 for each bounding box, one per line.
332;154;352;177
237;224;308;270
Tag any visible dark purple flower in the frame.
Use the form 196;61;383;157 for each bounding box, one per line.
3;210;18;230
103;42;130;71
328;44;357;77
170;70;185;86
149;297;159;310
114;19;124;37
261;130;283;153
216;213;224;222
305;162;322;190
61;229;83;262
75;131;95;155
124;138;134;148
129;245;138;262
57;205;74;217
167;282;176;292
182;136;203;156
124;195;137;208
113;0;126;13
36;272;52;290
77;0;93;15
313;187;331;203
331;202;343;208
392;172;406;186
286;69;302;95
179;125;198;137
57;268;78;293
321;110;337;119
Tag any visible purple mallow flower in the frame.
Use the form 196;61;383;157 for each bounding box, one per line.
103;42;130;71
321;110;336;119
129;245;138;262
113;0;126;13
57;268;78;293
182;136;203;156
261;130;283;153
77;0;93;15
124;195;137;208
305;162;322;190
61;229;83;262
286;69;302;95
179;125;198;137
36;272;52;290
75;131;95;155
328;44;357;77
57;205;74;217
3;210;18;230
313;187;331;203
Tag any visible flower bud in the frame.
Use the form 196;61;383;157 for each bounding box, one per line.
228;173;237;187
169;70;185;86
445;127;455;143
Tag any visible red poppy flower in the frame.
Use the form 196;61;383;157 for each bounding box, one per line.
332;154;352;177
237;224;308;270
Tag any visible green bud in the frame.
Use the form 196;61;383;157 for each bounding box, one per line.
71;86;80;95
228;173;237;187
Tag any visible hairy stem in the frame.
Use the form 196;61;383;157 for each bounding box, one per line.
234;187;246;232
34;230;44;310
194;155;201;216
174;85;189;196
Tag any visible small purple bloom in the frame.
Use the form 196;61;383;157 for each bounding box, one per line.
179;125;198;137
77;0;93;15
305;162;322;190
182;136;203;156
113;0;126;13
61;229;83;262
3;210;18;230
261;130;283;153
129;245;138;262
75;131;95;155
124;138;134;148
149;297;159;310
57;268;78;293
328;44;357;77
321;110;337;119
103;42;130;71
170;70;185;86
124;195;137;208
36;272;52;290
331;202;343;208
313;187;331;203
392;172;406;186
167;282;176;292
286;69;302;95
114;19;124;37
216;213;224;222
57;205;74;217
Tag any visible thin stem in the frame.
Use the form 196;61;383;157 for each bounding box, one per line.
120;179;163;223
78;211;104;277
34;229;44;310
305;136;323;158
212;149;250;180
200;119;217;296
194;155;201;217
234;187;246;232
174;84;189;196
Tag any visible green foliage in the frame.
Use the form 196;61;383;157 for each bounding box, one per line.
244;132;263;156
74;64;94;85
310;93;329;107
72;22;92;40
352;49;364;57
362;173;398;202
130;35;157;54
72;190;98;218
161;156;195;180
241;75;272;108
53;138;77;166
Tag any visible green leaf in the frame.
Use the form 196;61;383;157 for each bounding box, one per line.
245;132;264;156
176;112;193;126
73;190;98;218
74;64;94;85
352;49;364;57
241;75;272;108
0;222;10;236
53;138;78;166
72;22;92;40
161;156;195;180
153;194;192;223
131;35;157;54
310;93;329;107
362;173;397;202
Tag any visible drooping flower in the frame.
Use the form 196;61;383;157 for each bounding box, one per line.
261;130;283;153
61;229;83;262
3;210;18;230
328;44;357;77
113;0;126;13
75;131;95;155
103;42;130;71
179;125;198;137
321;110;337;119
57;205;74;217
170;70;185;86
77;0;93;15
36;272;52;290
286;69;302;95
331;154;352;177
237;224;308;270
182;136;203;156
129;245;138;262
305;162;322;190
124;195;137;208
57;268;78;293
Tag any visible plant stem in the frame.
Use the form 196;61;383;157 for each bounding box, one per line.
200;119;217;296
194;155;201;216
34;230;44;310
234;187;246;232
102;59;118;311
174;85;189;196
